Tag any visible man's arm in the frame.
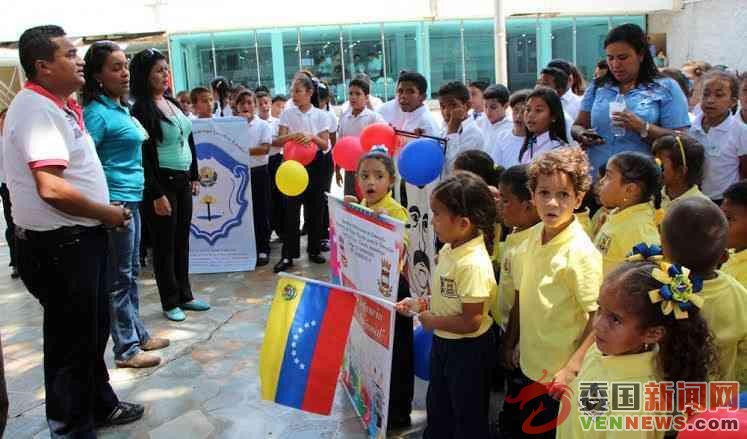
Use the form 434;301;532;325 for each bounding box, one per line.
32;166;127;226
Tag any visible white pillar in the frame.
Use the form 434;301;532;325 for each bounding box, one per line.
494;0;508;84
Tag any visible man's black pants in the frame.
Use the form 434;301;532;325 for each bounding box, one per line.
16;225;118;437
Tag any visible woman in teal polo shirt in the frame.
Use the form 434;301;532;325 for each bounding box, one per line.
572;24;690;180
130;48;210;322
83;42;170;367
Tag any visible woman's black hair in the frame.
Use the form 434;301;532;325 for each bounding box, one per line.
605;261;717;384
499;164;532;202
432;171;498;254
453;150;503;187
519;87;568;161
608;151;663;208
82;41;125;106
652;135;705;189
130;48;180;145
595;24;660;87
211;76;231;116
357;148;396;179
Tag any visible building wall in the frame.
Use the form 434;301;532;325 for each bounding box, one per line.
648;0;747;71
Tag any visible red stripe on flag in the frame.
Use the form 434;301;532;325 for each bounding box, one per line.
301;288;357;414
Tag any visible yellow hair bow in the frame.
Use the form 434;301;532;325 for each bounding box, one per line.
648;262;704;319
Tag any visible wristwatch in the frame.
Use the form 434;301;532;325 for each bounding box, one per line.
640;122;650;139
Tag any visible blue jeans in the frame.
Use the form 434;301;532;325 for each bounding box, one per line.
107;202;150;361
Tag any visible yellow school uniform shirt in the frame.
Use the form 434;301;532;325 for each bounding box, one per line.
594;203;660;277
431;234;497;340
492;226;534;327
722;249;747;287
557;344;663;439
577;207;592;238
361;194;409;245
491;223;504;266
590;207;610;241
655;185;709;226
698;271;747;386
516;218;602;382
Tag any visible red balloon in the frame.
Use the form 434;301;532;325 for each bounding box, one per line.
283;140;317;166
332;136;364;172
360;123;396;154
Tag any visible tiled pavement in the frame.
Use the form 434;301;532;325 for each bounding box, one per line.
0;237;429;439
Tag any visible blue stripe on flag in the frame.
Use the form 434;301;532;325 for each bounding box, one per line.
275;282;330;408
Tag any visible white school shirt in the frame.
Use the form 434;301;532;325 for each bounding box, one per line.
324;109;339;154
340;96;385;113
690;113;747;200
377;101;441;141
495;131;526;169
243;117;273;168
563;111;576;147
214;105;233;118
561;89;582;121
262;115;282;156
3;88;109;231
442;117;488;173
519;131;565;165
338;107;385;137
278;105;330;151
477;114;513;162
0;134;5;183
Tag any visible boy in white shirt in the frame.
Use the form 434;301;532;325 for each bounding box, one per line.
438;81;487;173
257;91;284;241
235;90;273;266
547;59;583;121
476;84;513;162
337;78;385;195
468;80;489;121
689;70;747;202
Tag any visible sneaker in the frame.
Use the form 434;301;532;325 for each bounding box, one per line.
115;352;161;368
273;258;293;273
181;299;210;311
141;337;170;351
309;254;326;264
164;307;186;321
257;253;270;266
97;402;145;427
320;240;330;252
10;266;19;279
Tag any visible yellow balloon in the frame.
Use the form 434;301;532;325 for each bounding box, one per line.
276;160;309;196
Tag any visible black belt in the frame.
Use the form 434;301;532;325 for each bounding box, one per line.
16;224;103;241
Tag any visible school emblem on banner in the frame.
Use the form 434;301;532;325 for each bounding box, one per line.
190;143;250;245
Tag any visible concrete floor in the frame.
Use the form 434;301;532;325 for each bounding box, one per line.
1;236;429;439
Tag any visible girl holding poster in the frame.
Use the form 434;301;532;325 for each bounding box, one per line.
344;147;414;431
397;171;498;439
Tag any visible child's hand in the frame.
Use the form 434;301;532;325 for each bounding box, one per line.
418;311;436;331
343;195;359;204
395;298;418;317
447;107;467;134
549;367;576;400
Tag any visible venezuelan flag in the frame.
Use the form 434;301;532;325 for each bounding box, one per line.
260;275;357;415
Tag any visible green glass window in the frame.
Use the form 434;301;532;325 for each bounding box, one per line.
463;20;495;86
341;24;384;100
300;26;345;103
506;18;538;91
383;22;420;99
428;21;462;96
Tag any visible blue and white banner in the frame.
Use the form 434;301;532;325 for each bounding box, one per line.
189;117;256;273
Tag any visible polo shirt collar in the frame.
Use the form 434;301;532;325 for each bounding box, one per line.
728;248;747;266
444;234;486;259
25;81;85;130
97;94;126;111
592;344;657;381
608;202;654;224
692;112;734;135
364;193;396;210
537;216;583;248
506;226;534;246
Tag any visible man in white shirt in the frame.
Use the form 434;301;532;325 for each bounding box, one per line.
476;84;513;163
4;25;141;436
538;66;582;121
438;81;488;173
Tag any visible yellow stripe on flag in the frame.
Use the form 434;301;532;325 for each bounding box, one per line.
259;277;306;401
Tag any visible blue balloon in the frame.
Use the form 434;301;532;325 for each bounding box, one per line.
397;139;444;186
413;324;433;380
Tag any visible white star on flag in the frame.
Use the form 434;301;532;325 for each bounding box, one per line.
311;321;317;326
